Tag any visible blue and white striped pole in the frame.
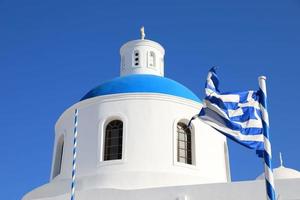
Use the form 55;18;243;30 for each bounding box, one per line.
258;76;276;200
71;109;78;200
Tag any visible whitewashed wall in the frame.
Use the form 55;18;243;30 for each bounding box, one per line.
24;93;229;200
49;93;227;185
120;39;165;76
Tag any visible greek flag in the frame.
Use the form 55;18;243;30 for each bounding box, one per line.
197;67;264;153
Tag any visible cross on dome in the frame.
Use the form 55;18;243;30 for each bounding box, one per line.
279;152;284;167
140;26;145;40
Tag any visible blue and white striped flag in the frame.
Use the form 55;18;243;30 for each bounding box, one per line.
191;67;276;199
197;67;264;153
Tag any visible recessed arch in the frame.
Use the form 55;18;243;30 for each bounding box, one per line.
103;120;123;161
52;134;64;178
177;122;192;164
148;51;156;68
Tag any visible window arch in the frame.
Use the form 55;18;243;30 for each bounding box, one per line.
52;135;64;178
104;120;123;161
177;122;192;164
148;51;156;68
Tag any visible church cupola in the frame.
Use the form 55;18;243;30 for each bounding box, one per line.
120;27;165;77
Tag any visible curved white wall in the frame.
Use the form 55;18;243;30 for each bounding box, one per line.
120;39;165;76
50;93;229;189
23;93;230;200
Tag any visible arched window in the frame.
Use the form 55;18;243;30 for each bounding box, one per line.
52;136;64;178
177;122;192;164
104;120;123;161
133;50;140;67
148;51;156;68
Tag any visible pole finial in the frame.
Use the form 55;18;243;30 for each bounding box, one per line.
259;76;267;81
279;152;284;167
140;26;145;40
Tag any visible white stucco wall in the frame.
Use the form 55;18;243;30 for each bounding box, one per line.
23;177;300;200
23;93;230;200
120;39;165;76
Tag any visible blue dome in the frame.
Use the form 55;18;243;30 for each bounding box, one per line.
81;74;200;102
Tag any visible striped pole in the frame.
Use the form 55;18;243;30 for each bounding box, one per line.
71;109;78;200
258;76;276;200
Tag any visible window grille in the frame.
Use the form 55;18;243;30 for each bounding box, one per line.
104;120;123;160
177;122;192;164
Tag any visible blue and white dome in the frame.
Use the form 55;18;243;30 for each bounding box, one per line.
81;74;200;102
81;27;200;103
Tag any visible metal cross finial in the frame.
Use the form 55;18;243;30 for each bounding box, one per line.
140;26;145;40
279;152;283;167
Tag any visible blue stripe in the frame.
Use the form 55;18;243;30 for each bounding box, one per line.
205;82;217;93
262;120;269;137
258;89;267;108
206;95;261;122
230;107;261;122
200;107;263;135
208;96;238;110
74;116;77;124
221;130;264;150
263;151;272;168
207;92;259;110
209;68;220;92
266;179;276;200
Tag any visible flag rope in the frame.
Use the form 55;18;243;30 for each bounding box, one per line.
71;109;78;200
258;76;276;200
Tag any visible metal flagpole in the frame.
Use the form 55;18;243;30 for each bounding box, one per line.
258;76;276;200
71;109;78;200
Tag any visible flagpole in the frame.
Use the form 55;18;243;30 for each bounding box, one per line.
258;76;276;200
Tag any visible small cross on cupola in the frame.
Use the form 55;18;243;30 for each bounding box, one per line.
279;152;284;167
140;26;145;40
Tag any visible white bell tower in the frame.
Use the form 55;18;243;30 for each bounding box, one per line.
120;27;165;77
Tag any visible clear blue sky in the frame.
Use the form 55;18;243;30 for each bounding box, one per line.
1;0;300;199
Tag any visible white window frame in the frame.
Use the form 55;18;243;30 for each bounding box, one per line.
103;120;123;161
97;113;127;166
148;51;156;68
51;133;65;179
173;118;197;169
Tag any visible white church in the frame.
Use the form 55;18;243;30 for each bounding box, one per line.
23;29;300;200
